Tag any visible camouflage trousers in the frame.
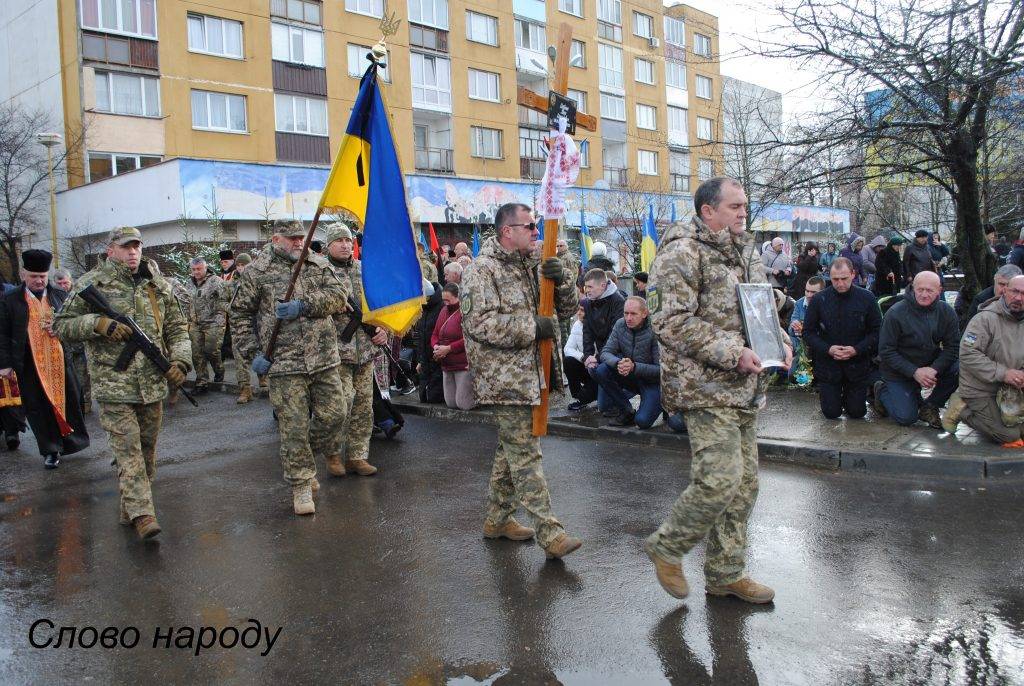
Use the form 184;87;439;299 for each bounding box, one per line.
233;337;255;391
485;404;564;548
338;361;373;462
190;322;225;385
646;406;759;586
71;347;91;406
268;367;351;487
98;401;163;520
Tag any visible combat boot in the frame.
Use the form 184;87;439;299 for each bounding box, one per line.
213;370;225;383
644;539;689;599
543;533;582;560
918;404;943;430
236;387;254;404
706;577;775;604
132;515;161;540
941;392;966;433
326;455;346;477
345;459;377;476
258;376;269;390
483;518;535;541
292;483;315;515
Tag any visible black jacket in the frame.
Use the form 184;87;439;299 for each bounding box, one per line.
872;246;906;298
802;285;882;384
1009;243;1024;269
582;284;625;359
962;286;994;332
0;285;70;377
903;242;935;280
788;254;820;300
879;286;960;382
599;317;660;382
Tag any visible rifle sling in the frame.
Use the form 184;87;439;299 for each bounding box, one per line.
146;283;163;339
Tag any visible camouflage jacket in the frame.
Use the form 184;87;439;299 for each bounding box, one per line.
187;273;227;326
648;216;787;412
54;257;192;404
328;256;375;366
461;236;577;406
229;245;348;377
420;256;438;283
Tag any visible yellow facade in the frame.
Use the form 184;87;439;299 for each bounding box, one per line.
59;0;723;194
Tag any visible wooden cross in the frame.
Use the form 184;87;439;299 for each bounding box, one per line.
516;22;598;436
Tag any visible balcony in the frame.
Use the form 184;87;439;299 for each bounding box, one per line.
604;166;628;188
520;158;546;180
671;173;690;193
518;105;547;129
415;147;454;173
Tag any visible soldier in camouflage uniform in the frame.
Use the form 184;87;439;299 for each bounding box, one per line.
186;257;228;392
229;252;259;403
418;243;439;282
461;203;582;560
643;178;791;604
53;270;92;414
555;239;580;346
230;220;351;516
54;227;192;540
325;223;382;476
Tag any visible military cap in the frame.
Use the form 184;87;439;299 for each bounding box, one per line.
235;252;252;266
109;226;143;246
273;219;306;237
219;249;234;260
324;222;354;246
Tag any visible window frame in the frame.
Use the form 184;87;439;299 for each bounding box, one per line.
79;0;158;40
695;74;713;100
637;149;658;176
191;89;248;133
598;43;624;91
694;33;712;57
566;88;587;114
408;0;449;30
558;0;582;17
187;13;244;60
410;51;452;111
271;21;325;68
668;105;688;137
344;0;384;19
467;68;500;103
697;116;714;141
632;11;653;39
664;16;685;46
635;103;657;131
347;43;391;81
597;0;621;25
666;60;687;89
465;10;498;46
698;158;715;180
634;57;654;85
570;39;586;68
514;19;546;53
93;70;161;117
600;92;625;121
86;150;161;182
274;93;329;137
471;126;503;159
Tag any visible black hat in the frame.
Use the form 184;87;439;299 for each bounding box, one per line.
310;241;323;253
219;249;234;260
914;229;930;238
21;249;52;273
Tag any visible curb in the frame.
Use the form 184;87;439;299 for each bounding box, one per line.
390;398;1020;482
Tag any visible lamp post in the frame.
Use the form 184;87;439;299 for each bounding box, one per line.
36;132;63;268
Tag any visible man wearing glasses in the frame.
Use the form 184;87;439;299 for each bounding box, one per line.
460;203;583;560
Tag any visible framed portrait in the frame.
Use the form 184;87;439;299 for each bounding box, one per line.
736;283;787;368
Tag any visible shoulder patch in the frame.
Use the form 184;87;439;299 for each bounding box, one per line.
647;286;660;314
963;332;977;346
461;292;472;315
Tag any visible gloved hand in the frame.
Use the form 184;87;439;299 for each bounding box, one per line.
252;354;272;376
95;317;132;341
164;361;187;387
539;257;565;285
534;315;556;340
275;300;305;320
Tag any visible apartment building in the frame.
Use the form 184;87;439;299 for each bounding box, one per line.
5;1;847;264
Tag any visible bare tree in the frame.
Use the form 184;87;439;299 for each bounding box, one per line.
598;176;675;273
757;0;1024;300
61;221;107;275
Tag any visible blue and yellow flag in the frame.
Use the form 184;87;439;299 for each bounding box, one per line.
320;60;423;335
579;209;593;267
472;225;480;257
640;203;658;272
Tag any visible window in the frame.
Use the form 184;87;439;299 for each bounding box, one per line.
697;116;713;140
468;69;500;102
410;52;451;110
636;104;656;130
598;44;623;90
634;58;654;85
408;0;448;29
598;22;622;42
471;126;502;159
515;20;546;52
664;16;685;46
558;0;582;16
600;93;625;121
670;151;690;191
579;139;590;168
519;127;545;159
191;90;247;132
696;75;713;99
666;60;687;89
272;0;322;24
633;12;653;39
271;23;324;67
694;33;712;57
668;106;688;137
347;44;390;80
94;71;160;116
275;94;328;136
698;158;715;180
566;88;587;113
638;150;658;175
82;33;131;65
87;151;160;182
466;11;497;46
409;24;449;52
570;39;586;67
187;14;243;58
597;0;621;25
344;0;382;18
80;0;157;39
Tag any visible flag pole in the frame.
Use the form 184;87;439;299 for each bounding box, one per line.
263;206;324;362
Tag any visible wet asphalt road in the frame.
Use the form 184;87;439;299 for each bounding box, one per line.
1;393;1023;685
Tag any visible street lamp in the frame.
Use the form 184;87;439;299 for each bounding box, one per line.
36;131;63;269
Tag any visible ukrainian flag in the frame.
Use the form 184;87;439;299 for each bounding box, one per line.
579;209;593;267
640;203;658;272
320;59;424;335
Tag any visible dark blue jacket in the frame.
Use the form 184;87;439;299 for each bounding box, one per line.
802;284;882;384
600;316;660;382
879;286;959;382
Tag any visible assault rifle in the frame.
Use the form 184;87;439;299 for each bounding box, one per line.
78;284;199;407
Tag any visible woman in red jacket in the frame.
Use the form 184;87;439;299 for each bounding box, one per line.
430;283;476;410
